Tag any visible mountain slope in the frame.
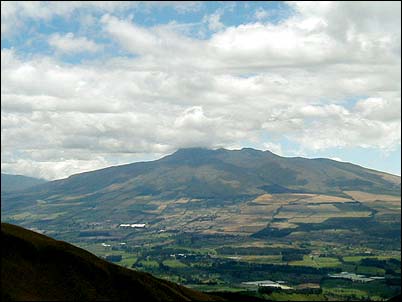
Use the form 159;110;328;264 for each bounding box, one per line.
1;173;47;193
2;148;400;215
1;222;221;301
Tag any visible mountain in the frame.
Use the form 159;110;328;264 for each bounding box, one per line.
1;173;47;193
1;149;399;301
2;148;400;214
1;222;221;301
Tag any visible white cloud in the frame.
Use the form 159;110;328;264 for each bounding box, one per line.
1;1;401;179
1;1;202;37
254;8;269;21
101;14;159;55
1;1;132;36
263;142;283;156
98;2;400;73
148;1;202;14
203;11;224;31
48;32;102;54
101;15;203;60
355;97;401;122
329;157;346;162
0;157;111;180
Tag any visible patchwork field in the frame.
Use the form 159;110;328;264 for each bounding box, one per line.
2;191;400;301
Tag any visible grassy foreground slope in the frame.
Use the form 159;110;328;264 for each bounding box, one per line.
1;222;221;301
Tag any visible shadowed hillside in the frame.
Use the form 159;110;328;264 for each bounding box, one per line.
1;174;47;193
1;223;222;301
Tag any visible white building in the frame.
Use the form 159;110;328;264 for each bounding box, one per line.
119;223;146;228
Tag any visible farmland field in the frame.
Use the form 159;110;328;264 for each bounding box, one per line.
2;191;401;301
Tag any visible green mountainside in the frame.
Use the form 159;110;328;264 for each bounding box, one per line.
2;148;400;215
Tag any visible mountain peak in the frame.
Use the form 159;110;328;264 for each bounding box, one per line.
161;147;221;165
171;147;217;157
240;147;259;152
168;147;271;162
174;147;270;155
174;147;211;153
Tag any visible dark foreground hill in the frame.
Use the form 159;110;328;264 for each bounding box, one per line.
1;223;221;301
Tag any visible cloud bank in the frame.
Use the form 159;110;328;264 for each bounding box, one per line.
1;1;401;179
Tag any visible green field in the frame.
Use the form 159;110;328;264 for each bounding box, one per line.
266;292;326;301
119;256;138;268
343;255;398;262
289;256;341;268
162;259;188;268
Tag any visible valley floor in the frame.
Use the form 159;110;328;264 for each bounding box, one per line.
3;191;401;301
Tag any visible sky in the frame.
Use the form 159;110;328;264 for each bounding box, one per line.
1;1;401;180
